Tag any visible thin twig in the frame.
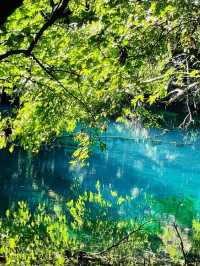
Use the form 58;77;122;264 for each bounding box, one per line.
140;75;165;84
173;222;187;265
30;53;93;115
96;220;151;256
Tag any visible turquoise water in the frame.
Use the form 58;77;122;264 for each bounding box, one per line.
0;122;200;216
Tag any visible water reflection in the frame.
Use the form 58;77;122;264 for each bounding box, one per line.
0;122;200;215
0;148;73;214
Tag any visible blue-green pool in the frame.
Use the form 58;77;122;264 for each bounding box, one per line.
0;122;200;216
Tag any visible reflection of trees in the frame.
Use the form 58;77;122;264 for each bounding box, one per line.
0;137;165;217
0;125;199;218
0;147;75;213
0;137;178;215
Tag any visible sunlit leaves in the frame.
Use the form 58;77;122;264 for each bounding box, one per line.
0;201;69;265
1;0;200;152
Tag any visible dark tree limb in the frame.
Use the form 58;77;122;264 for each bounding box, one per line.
27;0;70;54
0;49;28;61
0;0;70;61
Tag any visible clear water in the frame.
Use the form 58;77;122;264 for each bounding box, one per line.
0;122;200;216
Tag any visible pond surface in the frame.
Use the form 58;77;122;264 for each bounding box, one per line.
0;122;200;216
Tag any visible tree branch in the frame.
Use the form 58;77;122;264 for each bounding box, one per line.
27;0;70;54
0;0;70;61
140;75;165;84
30;53;92;114
96;220;150;256
168;82;199;104
0;49;28;61
173;222;188;265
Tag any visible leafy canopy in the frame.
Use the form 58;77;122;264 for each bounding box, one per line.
0;0;200;153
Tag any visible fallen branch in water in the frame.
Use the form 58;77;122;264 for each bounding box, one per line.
63;220;152;265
